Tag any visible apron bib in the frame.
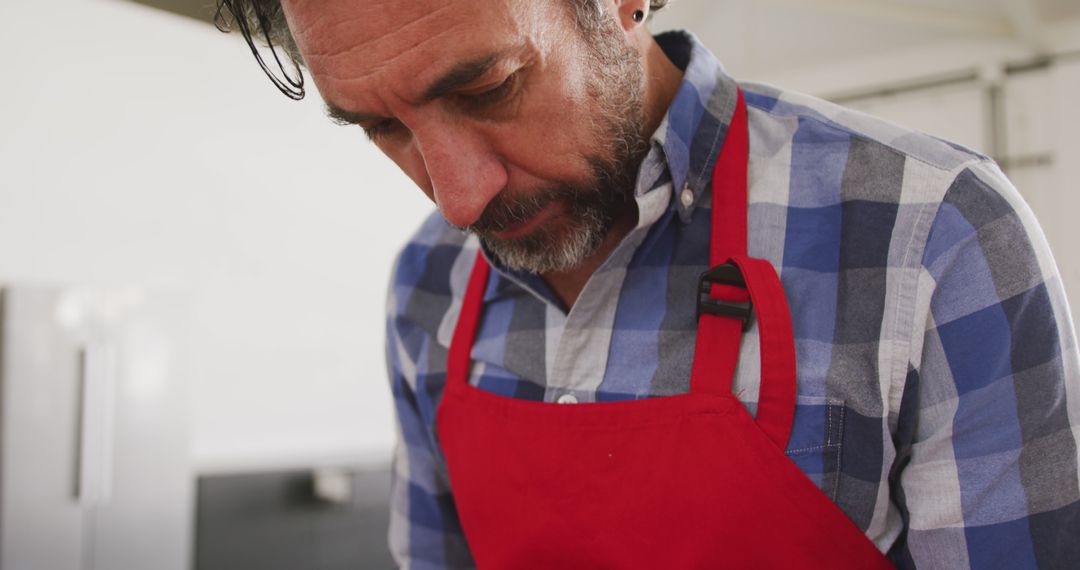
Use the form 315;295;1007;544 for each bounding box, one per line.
436;91;894;569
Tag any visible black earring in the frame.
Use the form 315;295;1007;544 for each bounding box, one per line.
632;9;645;23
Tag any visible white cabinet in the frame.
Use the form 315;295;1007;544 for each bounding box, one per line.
0;286;191;570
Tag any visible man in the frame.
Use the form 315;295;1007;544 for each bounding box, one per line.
216;0;1080;568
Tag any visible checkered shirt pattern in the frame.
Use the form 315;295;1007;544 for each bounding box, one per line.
384;30;1080;569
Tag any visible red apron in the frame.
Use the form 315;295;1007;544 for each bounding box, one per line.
436;91;894;569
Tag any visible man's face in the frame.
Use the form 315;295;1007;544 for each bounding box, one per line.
283;0;648;273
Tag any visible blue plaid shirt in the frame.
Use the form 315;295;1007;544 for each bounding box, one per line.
385;31;1080;569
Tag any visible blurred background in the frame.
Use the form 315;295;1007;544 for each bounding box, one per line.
0;0;1077;568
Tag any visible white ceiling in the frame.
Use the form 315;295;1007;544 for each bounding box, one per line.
124;0;1080;84
652;0;1080;79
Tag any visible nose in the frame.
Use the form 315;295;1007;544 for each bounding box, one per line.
413;121;508;229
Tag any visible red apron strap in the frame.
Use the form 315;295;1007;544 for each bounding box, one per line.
689;90;751;398
447;251;489;388
690;89;796;451
729;256;797;451
689;304;745;397
711;90;750;266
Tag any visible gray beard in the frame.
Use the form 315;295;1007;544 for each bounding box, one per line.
471;162;625;274
483;222;604;275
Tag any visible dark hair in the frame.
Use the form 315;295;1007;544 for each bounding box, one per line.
214;0;673;100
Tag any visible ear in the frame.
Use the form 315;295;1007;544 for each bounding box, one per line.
613;0;650;31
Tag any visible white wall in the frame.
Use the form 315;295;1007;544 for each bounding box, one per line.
0;0;433;472
1046;59;1080;329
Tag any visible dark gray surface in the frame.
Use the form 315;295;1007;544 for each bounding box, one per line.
196;468;395;570
127;0;217;24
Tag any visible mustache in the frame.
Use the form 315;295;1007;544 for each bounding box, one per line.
465;186;569;235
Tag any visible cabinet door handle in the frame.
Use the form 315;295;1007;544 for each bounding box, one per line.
76;340;115;507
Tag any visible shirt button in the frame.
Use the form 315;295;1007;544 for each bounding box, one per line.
680;187;695;208
557;394;579;405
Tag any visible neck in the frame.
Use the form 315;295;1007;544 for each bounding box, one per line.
638;30;685;145
542;34;684;309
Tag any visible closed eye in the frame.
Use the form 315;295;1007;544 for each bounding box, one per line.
461;71;520;109
362;118;404;142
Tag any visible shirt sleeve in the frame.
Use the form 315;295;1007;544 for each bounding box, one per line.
892;160;1080;569
385;276;476;569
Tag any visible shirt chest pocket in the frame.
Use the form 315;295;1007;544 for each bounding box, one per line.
783;397;846;502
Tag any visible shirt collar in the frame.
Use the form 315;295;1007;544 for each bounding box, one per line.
644;30;740;224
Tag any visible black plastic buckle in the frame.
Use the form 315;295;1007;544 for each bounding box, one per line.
697;262;753;331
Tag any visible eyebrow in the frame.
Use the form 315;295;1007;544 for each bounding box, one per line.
323;52;503;126
421;53;499;102
324;103;381;126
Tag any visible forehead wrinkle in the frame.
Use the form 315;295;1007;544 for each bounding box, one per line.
285;0;394;44
301;3;455;61
284;8;331;42
305;0;529;115
306;20;477;91
322;39;528;120
315;20;501;103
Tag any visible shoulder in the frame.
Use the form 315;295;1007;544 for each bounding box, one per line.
736;80;1060;348
387;210;480;341
740;81;987;177
739;80;1036;267
923;160;1057;317
391;210;474;294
